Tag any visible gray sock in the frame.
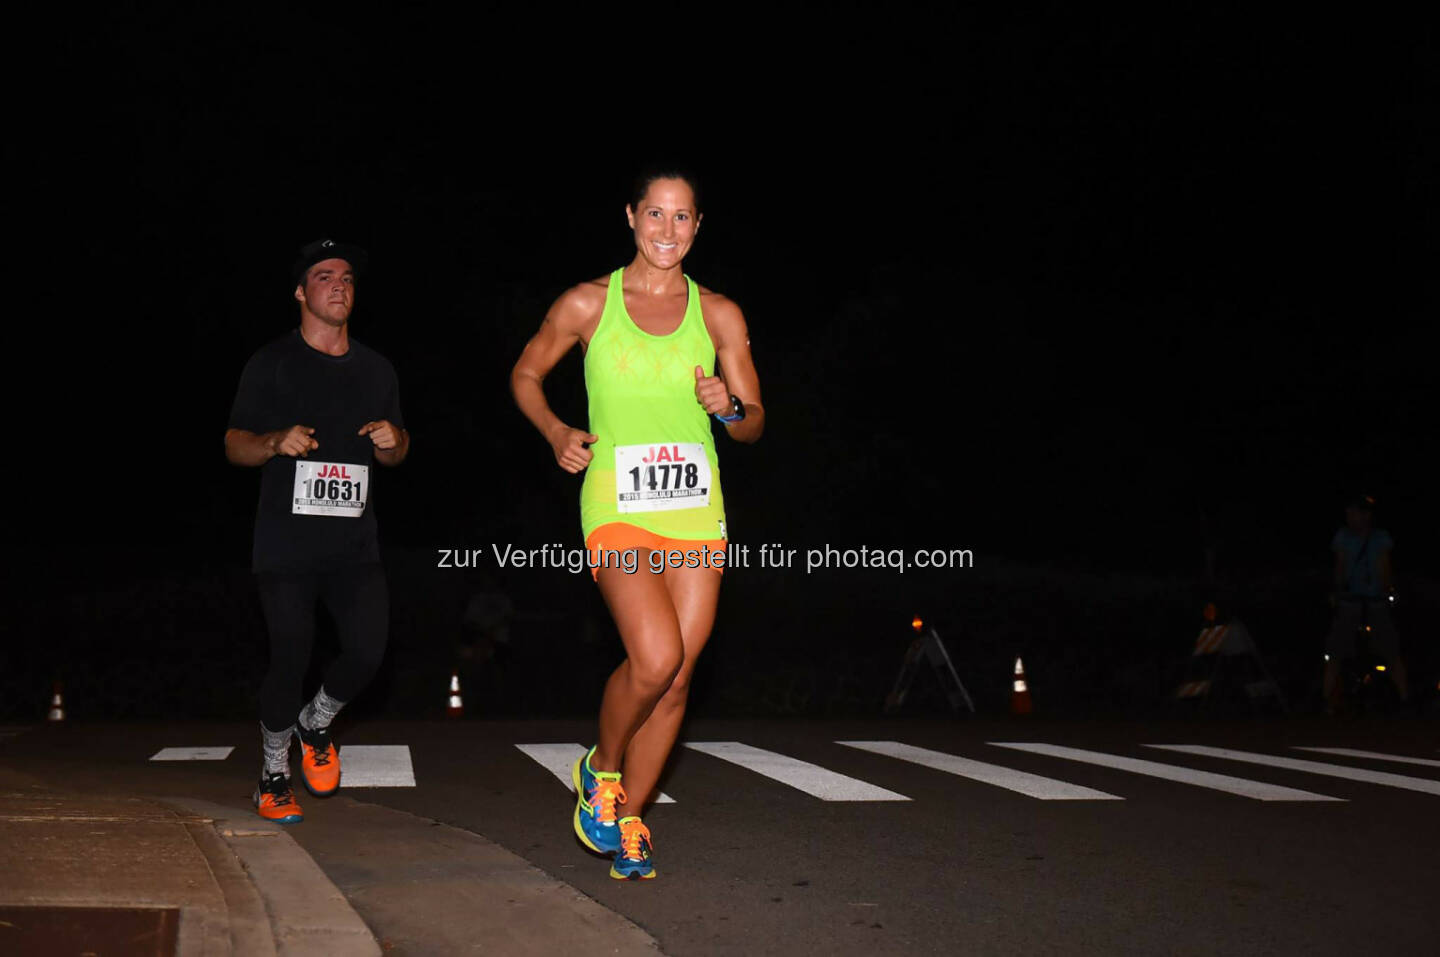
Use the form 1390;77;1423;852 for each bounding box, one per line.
298;686;346;732
261;723;293;777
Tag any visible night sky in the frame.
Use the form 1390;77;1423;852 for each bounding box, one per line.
18;17;1440;628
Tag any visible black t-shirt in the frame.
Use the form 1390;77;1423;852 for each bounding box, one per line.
228;329;404;573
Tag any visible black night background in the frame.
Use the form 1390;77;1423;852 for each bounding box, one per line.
9;15;1439;723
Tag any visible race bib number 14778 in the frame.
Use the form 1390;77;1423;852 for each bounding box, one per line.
292;461;369;517
614;443;710;513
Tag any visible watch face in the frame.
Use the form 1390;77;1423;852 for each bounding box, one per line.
729;395;746;420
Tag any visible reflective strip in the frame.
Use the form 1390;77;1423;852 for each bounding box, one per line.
1193;625;1229;655
1176;680;1211;698
1014;680;1029;693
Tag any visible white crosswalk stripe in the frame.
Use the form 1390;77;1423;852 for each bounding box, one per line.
137;738;1440;805
685;742;910;801
1293;747;1440;770
838;741;1122;800
150;747;234;761
1146;745;1440;796
514;744;676;803
990;743;1343;801
340;745;416;787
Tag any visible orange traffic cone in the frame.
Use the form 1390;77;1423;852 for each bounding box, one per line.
1010;657;1032;715
47;682;66;722
446;671;464;718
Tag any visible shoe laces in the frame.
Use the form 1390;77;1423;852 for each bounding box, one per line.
262;774;296;807
589;778;627;825
304;728;333;766
619;818;651;860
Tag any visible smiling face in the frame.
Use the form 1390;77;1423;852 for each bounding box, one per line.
294;258;356;326
626;177;700;270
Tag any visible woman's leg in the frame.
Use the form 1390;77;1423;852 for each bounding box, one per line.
590;551;686;773
621;564;722;809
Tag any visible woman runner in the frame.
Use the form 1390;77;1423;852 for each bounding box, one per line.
511;169;763;879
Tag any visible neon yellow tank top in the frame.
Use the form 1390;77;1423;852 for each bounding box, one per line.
579;268;727;541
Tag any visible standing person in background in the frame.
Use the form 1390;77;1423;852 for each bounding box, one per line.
1323;494;1408;711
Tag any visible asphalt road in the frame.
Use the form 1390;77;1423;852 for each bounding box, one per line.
4;715;1438;955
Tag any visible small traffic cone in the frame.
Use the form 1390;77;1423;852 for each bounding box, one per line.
1010;657;1032;715
446;671;464;718
47;682;66;722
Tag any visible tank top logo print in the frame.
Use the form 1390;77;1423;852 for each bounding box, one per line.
610;343;637;379
609;339;690;388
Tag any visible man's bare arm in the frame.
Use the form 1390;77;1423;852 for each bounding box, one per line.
225;426;318;466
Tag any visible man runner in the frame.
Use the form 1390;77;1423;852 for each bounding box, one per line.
225;238;410;823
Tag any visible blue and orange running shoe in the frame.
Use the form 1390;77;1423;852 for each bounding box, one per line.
572;746;625;855
609;816;656;880
253;772;304;825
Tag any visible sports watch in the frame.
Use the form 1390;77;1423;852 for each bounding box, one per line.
714;394;745;423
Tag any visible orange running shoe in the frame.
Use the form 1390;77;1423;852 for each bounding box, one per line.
297;724;340;796
253;772;304;824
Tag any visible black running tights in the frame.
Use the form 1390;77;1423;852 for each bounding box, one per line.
256;563;388;731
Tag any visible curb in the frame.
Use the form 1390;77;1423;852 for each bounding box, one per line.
165;797;380;957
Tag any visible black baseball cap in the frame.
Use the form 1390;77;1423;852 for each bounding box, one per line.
292;238;369;286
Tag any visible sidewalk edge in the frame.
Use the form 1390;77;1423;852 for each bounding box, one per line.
164;797;380;957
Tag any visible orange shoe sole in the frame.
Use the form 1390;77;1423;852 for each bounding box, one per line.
300;742;340;797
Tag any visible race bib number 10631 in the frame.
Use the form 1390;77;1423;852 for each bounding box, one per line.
292;461;369;517
614;443;710;513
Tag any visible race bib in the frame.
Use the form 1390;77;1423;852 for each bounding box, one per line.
615;443;710;513
292;461;369;517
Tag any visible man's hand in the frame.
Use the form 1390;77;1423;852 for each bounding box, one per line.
359;420;401;451
274;425;319;457
694;366;731;416
548;423;597;474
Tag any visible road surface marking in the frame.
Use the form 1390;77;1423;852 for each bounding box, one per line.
1293;747;1440;769
838;741;1122;800
991;743;1343;801
1146;745;1440;796
684;742;910;801
340;745;415;787
514;744;675;803
150;747;234;761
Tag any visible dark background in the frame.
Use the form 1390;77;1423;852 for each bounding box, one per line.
7;14;1438;720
